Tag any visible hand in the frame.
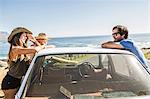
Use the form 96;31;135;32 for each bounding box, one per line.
105;41;114;44
27;34;36;43
101;41;114;48
101;41;114;45
27;34;41;46
45;45;56;48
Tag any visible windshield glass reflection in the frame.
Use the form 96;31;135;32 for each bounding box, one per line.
25;53;150;98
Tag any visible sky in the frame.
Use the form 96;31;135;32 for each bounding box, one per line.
0;0;150;37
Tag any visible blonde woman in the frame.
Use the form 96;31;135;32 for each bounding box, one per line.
34;33;55;48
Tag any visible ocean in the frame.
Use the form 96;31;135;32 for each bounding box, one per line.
0;33;150;59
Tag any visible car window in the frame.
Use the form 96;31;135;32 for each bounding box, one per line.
110;54;130;76
21;53;150;99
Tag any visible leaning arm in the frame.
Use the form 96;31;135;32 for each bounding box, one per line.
12;47;37;55
12;45;44;55
101;41;124;49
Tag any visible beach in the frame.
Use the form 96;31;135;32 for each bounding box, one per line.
0;61;7;97
0;59;8;97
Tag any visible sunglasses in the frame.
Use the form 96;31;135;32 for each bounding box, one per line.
37;39;47;40
112;32;120;36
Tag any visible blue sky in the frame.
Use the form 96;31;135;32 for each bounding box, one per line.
0;0;150;37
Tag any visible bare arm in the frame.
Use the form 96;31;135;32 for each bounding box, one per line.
12;47;37;55
27;34;41;46
101;41;124;49
12;45;44;56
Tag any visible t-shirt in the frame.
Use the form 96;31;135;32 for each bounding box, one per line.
120;39;148;68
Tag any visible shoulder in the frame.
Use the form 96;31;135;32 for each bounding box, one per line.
120;39;133;42
120;39;135;49
120;39;134;44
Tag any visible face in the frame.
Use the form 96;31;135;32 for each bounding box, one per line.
20;33;27;43
37;39;47;45
112;28;124;42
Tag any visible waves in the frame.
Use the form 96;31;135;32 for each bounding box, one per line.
0;33;150;59
136;42;150;49
49;34;150;48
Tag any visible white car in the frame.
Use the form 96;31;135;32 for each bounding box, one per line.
16;47;150;99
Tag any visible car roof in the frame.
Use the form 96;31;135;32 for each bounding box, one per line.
35;47;133;57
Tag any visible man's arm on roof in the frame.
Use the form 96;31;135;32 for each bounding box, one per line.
101;41;124;49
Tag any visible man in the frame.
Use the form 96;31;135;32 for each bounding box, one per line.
101;25;148;68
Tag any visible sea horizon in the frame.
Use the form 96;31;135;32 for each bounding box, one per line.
0;33;150;59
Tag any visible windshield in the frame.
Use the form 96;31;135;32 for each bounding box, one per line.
24;53;150;99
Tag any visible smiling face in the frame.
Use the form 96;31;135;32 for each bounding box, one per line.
36;39;47;45
20;33;27;44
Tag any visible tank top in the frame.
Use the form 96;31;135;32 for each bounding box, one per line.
8;45;30;79
8;58;30;79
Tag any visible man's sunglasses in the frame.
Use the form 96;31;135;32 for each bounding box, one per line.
112;32;120;36
112;32;125;36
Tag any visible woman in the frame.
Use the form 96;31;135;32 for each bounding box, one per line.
1;27;44;99
34;33;55;48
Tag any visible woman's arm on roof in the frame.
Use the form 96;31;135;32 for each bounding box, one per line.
12;46;44;55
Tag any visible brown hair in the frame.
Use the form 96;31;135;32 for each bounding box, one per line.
8;32;25;62
112;25;128;39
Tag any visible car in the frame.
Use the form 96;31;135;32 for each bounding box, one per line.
15;47;150;99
